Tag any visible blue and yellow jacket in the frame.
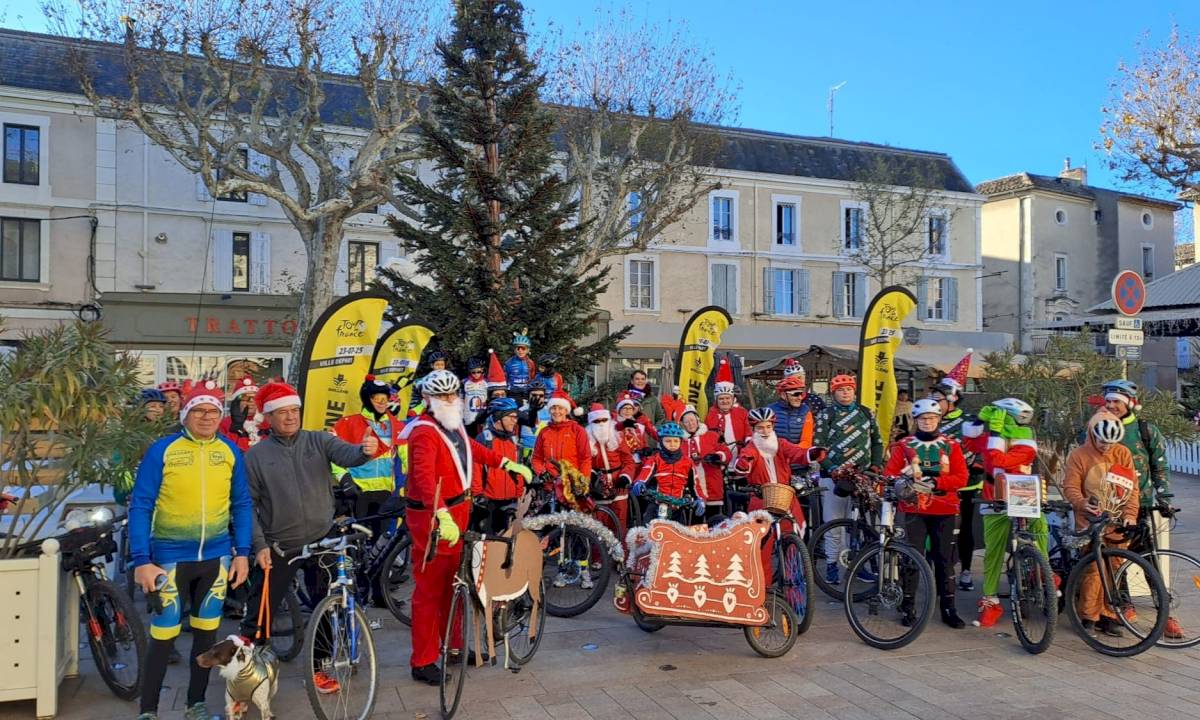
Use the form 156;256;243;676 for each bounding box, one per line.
129;431;253;567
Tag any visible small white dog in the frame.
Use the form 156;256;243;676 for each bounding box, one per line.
196;634;279;720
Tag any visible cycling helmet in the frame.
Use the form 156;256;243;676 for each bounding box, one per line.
1090;415;1125;444
992;397;1034;426
538;354;560;368
428;349;449;363
488;397;520;418
932;377;963;402
748;407;777;426
1101;379;1139;398
527;379;548;393
777;375;806;393
911;398;943;418
421;369;460;396
657;421;687;439
140;388;167;404
830;374;857;391
157;380;182;394
466;356;485;372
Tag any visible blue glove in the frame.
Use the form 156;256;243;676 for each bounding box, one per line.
631;481;645;497
692;497;705;514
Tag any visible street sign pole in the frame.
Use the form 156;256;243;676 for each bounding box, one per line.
1109;270;1147;381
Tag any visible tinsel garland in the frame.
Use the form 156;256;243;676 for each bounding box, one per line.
523;511;625;562
625;510;773;589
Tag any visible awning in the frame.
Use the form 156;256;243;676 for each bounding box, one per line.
744;344;1004;379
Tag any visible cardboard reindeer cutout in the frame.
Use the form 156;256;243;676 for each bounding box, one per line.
469;492;544;667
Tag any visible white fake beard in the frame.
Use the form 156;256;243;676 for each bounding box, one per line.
429;396;464;429
752;432;779;458
589;422;618;451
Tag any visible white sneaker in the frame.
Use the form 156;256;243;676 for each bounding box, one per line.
552;572;570;588
581;574;594;590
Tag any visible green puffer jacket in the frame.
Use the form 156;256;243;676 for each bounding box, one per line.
1119;414;1169;507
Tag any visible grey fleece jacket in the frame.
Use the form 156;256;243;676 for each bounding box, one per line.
245;429;371;554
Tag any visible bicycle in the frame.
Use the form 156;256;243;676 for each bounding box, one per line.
842;475;935;650
809;466;883;601
975;499;1060;654
1124;504;1200;648
289;521;379;720
1050;508;1169;657
17;509;145;700
526;477;614;618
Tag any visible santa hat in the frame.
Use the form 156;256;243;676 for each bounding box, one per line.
546;391;573;412
180;380;224;421
781;358;806;380
486;349;507;389
360;374;391;408
714;357;736;397
680;404;700;422
615;391;640;412
587;402;611;423
945;349;973;388
230;376;259;401
256;381;302;414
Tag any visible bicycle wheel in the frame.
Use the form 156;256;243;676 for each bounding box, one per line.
440;584;470;720
379;534;414;626
1065;547;1168;657
82;577;145;700
1142;549;1200;649
808;518;874;601
743;590;799;658
540;524;612;617
304;594;378;720
843;542;933;650
1008;543;1056;655
498;579;546;668
271;588;306;662
775;533;814;635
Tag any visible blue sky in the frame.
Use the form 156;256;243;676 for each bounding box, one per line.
3;0;1196;229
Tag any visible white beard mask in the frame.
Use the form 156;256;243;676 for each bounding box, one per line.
429;396;464;429
752;432;779;458
589;421;618;451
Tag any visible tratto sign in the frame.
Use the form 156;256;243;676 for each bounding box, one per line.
1111;270;1146;317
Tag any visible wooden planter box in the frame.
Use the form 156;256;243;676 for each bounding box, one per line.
0;539;79;719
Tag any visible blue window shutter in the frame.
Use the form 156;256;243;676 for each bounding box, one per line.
854;273;867;319
832;271;845;317
947;277;959;322
796;269;810;316
917;277;928;319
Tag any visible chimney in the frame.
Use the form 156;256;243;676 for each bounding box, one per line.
1059;157;1087;185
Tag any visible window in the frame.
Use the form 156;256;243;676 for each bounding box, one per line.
0;217;40;282
711;195;733;241
710;262;738;314
917;276;959;322
1093;208;1102;224
775;203;796;246
217;148;249;202
927;213;948;256
3;124;39;185
1054;254;1068;292
842;204;865;252
627;258;656;310
1054;209;1067;225
231;232;251;291
833;271;866;319
1141;211;1153;229
348;241;379;293
762;267;810;316
1141;244;1155;281
629;192;643;230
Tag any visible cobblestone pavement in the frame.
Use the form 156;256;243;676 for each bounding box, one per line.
6;477;1200;720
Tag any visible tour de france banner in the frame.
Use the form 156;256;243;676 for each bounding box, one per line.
674;306;733;419
371;321;435;414
297;291;389;431
856;286;917;440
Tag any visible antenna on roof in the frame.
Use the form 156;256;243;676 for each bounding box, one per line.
828;81;847;138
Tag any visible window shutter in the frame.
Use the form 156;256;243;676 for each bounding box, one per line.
334;240;349;295
196;173;213;202
853;273;867;319
796;269;810;316
211;230;234;292
763;266;775;315
725;264;737;314
711;263;724;308
380;241;400;269
917;277;928;319
250;232;271;293
947;277;959;323
248;150;269;206
832;271;845;317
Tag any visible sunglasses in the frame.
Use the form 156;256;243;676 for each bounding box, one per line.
592;418;610;424
786;390;805;398
469;369;484;374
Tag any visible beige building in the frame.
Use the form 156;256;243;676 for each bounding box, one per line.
978;161;1182;388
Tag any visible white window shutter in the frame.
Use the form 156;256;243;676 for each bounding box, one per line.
250;232;271;293
196;173;213;202
832;271;845;317
917;277;929;319
853;273;867;319
796;269;810;316
334;240;349;295
762;266;774;315
725;265;737;314
947;277;959;322
211;230;234;292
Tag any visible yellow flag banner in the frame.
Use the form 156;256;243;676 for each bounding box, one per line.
856;286;917;441
371;321;435;415
297;292;389;431
674;306;733;419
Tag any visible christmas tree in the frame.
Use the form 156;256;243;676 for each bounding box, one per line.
694;554;712;582
379;0;628;376
665;551;683;578
724;554;748;586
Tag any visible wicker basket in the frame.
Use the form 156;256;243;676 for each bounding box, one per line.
761;483;796;515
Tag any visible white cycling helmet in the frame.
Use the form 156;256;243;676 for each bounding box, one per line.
992;397;1034;426
421;369;461;396
1090;416;1125;444
912;398;943;418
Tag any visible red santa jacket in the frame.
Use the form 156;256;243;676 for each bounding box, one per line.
403;414;506;556
705;406;751;446
532;420;592;478
733;436;811;487
883;436;968;516
683;426;728;504
964;424;1038;502
635;448;693;498
472;427;523;501
590;435;636;501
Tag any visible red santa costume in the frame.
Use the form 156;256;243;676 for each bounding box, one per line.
614;392;651;462
704;358;751;449
401;394;511;671
634;444;693;499
679;406;729;511
219;377;263;451
586;403;636;538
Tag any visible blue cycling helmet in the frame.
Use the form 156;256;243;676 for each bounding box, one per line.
140;388;167;404
657;421;686;439
488;397;520;419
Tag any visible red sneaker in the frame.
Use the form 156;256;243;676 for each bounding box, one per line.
974;598;1003;628
1122;606;1138;624
313;671;341;695
1165;616;1185;640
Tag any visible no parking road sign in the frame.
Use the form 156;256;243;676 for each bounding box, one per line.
1111;270;1146;316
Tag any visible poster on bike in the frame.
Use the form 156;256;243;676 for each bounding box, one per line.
297;291;390;431
372;320;435;414
856;286;916;442
1004;474;1042;518
675;306;733;419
